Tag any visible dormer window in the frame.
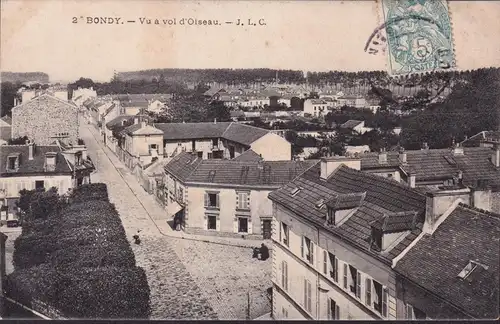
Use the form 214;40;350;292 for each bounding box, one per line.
45;152;57;172
315;199;325;209
457;260;486;279
290;186;301;197
7;156;18;170
75;152;83;166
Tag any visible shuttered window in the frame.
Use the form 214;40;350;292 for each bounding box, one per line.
281;261;288;291
323;251;327;274
356;271;362;298
204;192;219;208
365;278;372;306
343;263;348;289
382;287;388;317
236;191;250;210
304;279;312;312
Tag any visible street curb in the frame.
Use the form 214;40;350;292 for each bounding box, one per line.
85;123;273;251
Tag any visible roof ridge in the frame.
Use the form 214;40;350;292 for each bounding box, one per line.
457;202;500;220
339;165;427;198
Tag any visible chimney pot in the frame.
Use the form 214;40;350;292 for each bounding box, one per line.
492;144;500;168
28;141;34;160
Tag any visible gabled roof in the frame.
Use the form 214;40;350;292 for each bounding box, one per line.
154;122;271;146
123;123;164;136
11;93;77;111
394;203;500;319
0;144;72;176
268;163;427;263
360;147;500;188
165;151;316;187
1;115;12;125
341;120;364;129
232;149;263;162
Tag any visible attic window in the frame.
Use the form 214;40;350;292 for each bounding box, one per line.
458;261;479;279
315;199;325;209
290;187;301;197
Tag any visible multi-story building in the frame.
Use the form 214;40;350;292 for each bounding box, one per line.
118;120;164;168
393;203;499;319
11;93;79;146
267;156;497;320
0;141;94;224
154;121;291;161
303;99;328;117
161;151;316;239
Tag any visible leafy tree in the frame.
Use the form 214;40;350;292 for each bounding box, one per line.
206;101;231;122
1;81;22;117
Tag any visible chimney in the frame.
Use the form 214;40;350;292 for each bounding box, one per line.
378;148;387;164
422;142;429;150
424;188;471;234
452;143;464;156
399;147;407;164
492;144;500;168
408;172;416;188
134;117;139;125
320;156;361;180
214;118;217;124
26;139;34;160
140;120;146;128
470;182;492;211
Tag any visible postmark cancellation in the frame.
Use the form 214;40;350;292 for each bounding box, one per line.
380;0;455;76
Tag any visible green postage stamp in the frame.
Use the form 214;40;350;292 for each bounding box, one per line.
380;0;455;75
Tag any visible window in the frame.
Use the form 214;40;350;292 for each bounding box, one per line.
279;222;289;246
212;138;218;147
75;152;82;166
347;265;361;298
207;152;213;159
301;236;314;265
303;279;312;313
238;217;248;233
329;253;339;282
191;140;196;151
149;144;158;150
372;280;388;317
7;156;17;170
197;151;203;158
207;215;217;230
323;251;327;275
365;278;372;307
205;192;219;208
282;307;288;319
35;180;45;190
327;207;335;225
236;191;250;210
406;304;427;319
327;298;340;320
178;187;184;203
281;261;288;291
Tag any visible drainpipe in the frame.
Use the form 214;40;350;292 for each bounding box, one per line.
316;226;321;320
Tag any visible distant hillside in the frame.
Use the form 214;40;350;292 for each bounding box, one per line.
1;72;49;83
116;68;305;84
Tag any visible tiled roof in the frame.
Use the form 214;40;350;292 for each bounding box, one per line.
232;149;263;162
165;151;317;187
341;120;364;129
370;211;418;233
326;192;366;210
1;115;12;125
154;122;270;146
461;131;500;147
121;100;149;108
394;203;500;319
102;104;116;117
106;114;152;130
123;123;164;136
308;99;327;105
359;147;500;188
0;145;72;176
268;163;427;262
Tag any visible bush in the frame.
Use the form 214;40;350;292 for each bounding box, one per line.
13;233;58;270
70;183;109;204
54;266;150;319
47;241;135;269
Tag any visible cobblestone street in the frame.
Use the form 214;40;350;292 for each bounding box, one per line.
77;122;272;320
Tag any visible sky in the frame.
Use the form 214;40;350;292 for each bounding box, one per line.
1;0;500;83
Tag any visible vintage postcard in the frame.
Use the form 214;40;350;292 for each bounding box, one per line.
1;0;499;321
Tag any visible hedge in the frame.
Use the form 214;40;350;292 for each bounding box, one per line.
5;266;150;319
70;183;109;204
13;233;59;270
54;266;150;319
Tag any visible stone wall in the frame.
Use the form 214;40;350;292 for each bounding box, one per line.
12;95;78;145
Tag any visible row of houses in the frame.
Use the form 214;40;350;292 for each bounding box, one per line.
1;91;96;224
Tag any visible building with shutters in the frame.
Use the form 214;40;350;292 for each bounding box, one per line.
160;151;316;239
267;156;498;320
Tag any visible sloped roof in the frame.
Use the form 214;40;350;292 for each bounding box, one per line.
461;131;500;147
268;163;427;263
123;123;164;136
154;122;270;146
165;151;316;187
359;147;500;188
232;149;263;162
341;120;364;129
370;211;418;233
11;93;77;111
0;145;72;176
1;115;12;125
395;203;500;319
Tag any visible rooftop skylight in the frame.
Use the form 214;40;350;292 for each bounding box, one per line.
290;186;301;197
457;261;478;279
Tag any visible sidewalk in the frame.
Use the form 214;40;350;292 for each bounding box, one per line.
84;123;272;250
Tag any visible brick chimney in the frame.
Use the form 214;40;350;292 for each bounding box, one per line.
378;148;387;164
26;139;34;160
452;143;464;156
320;156;361;180
399;147;407;164
134;117;139;125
